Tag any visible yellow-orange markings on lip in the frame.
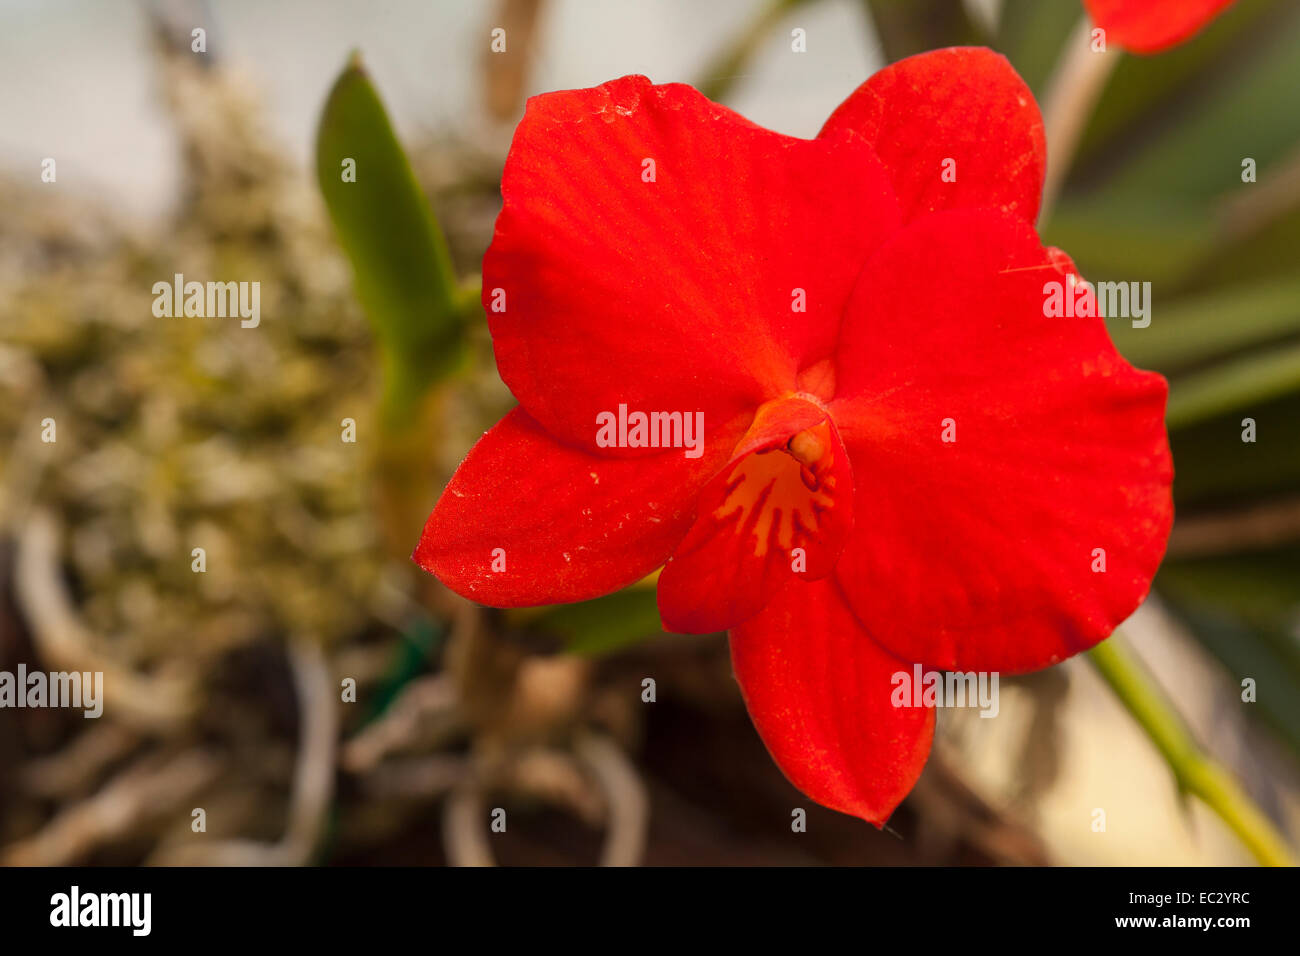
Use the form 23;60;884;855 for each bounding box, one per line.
713;425;837;557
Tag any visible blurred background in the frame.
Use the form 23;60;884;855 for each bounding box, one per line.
0;0;1297;866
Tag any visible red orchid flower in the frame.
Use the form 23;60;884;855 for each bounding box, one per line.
415;47;1173;824
1083;0;1236;54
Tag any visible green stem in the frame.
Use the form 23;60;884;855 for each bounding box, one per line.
1087;635;1297;866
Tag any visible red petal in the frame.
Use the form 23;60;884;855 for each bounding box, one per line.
414;407;747;606
829;209;1172;673
730;578;934;825
1084;0;1236;54
486;75;900;453
658;398;854;633
819;48;1045;226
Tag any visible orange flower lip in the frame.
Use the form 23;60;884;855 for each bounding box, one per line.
714;423;839;558
657;397;854;634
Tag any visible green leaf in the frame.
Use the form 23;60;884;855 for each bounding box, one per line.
532;588;673;657
1042;196;1217;289
1167;390;1300;507
1105;278;1300;373
1185;199;1300;293
1166;340;1300;430
315;52;465;423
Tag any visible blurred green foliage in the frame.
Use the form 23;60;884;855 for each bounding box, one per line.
535;588;674;657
